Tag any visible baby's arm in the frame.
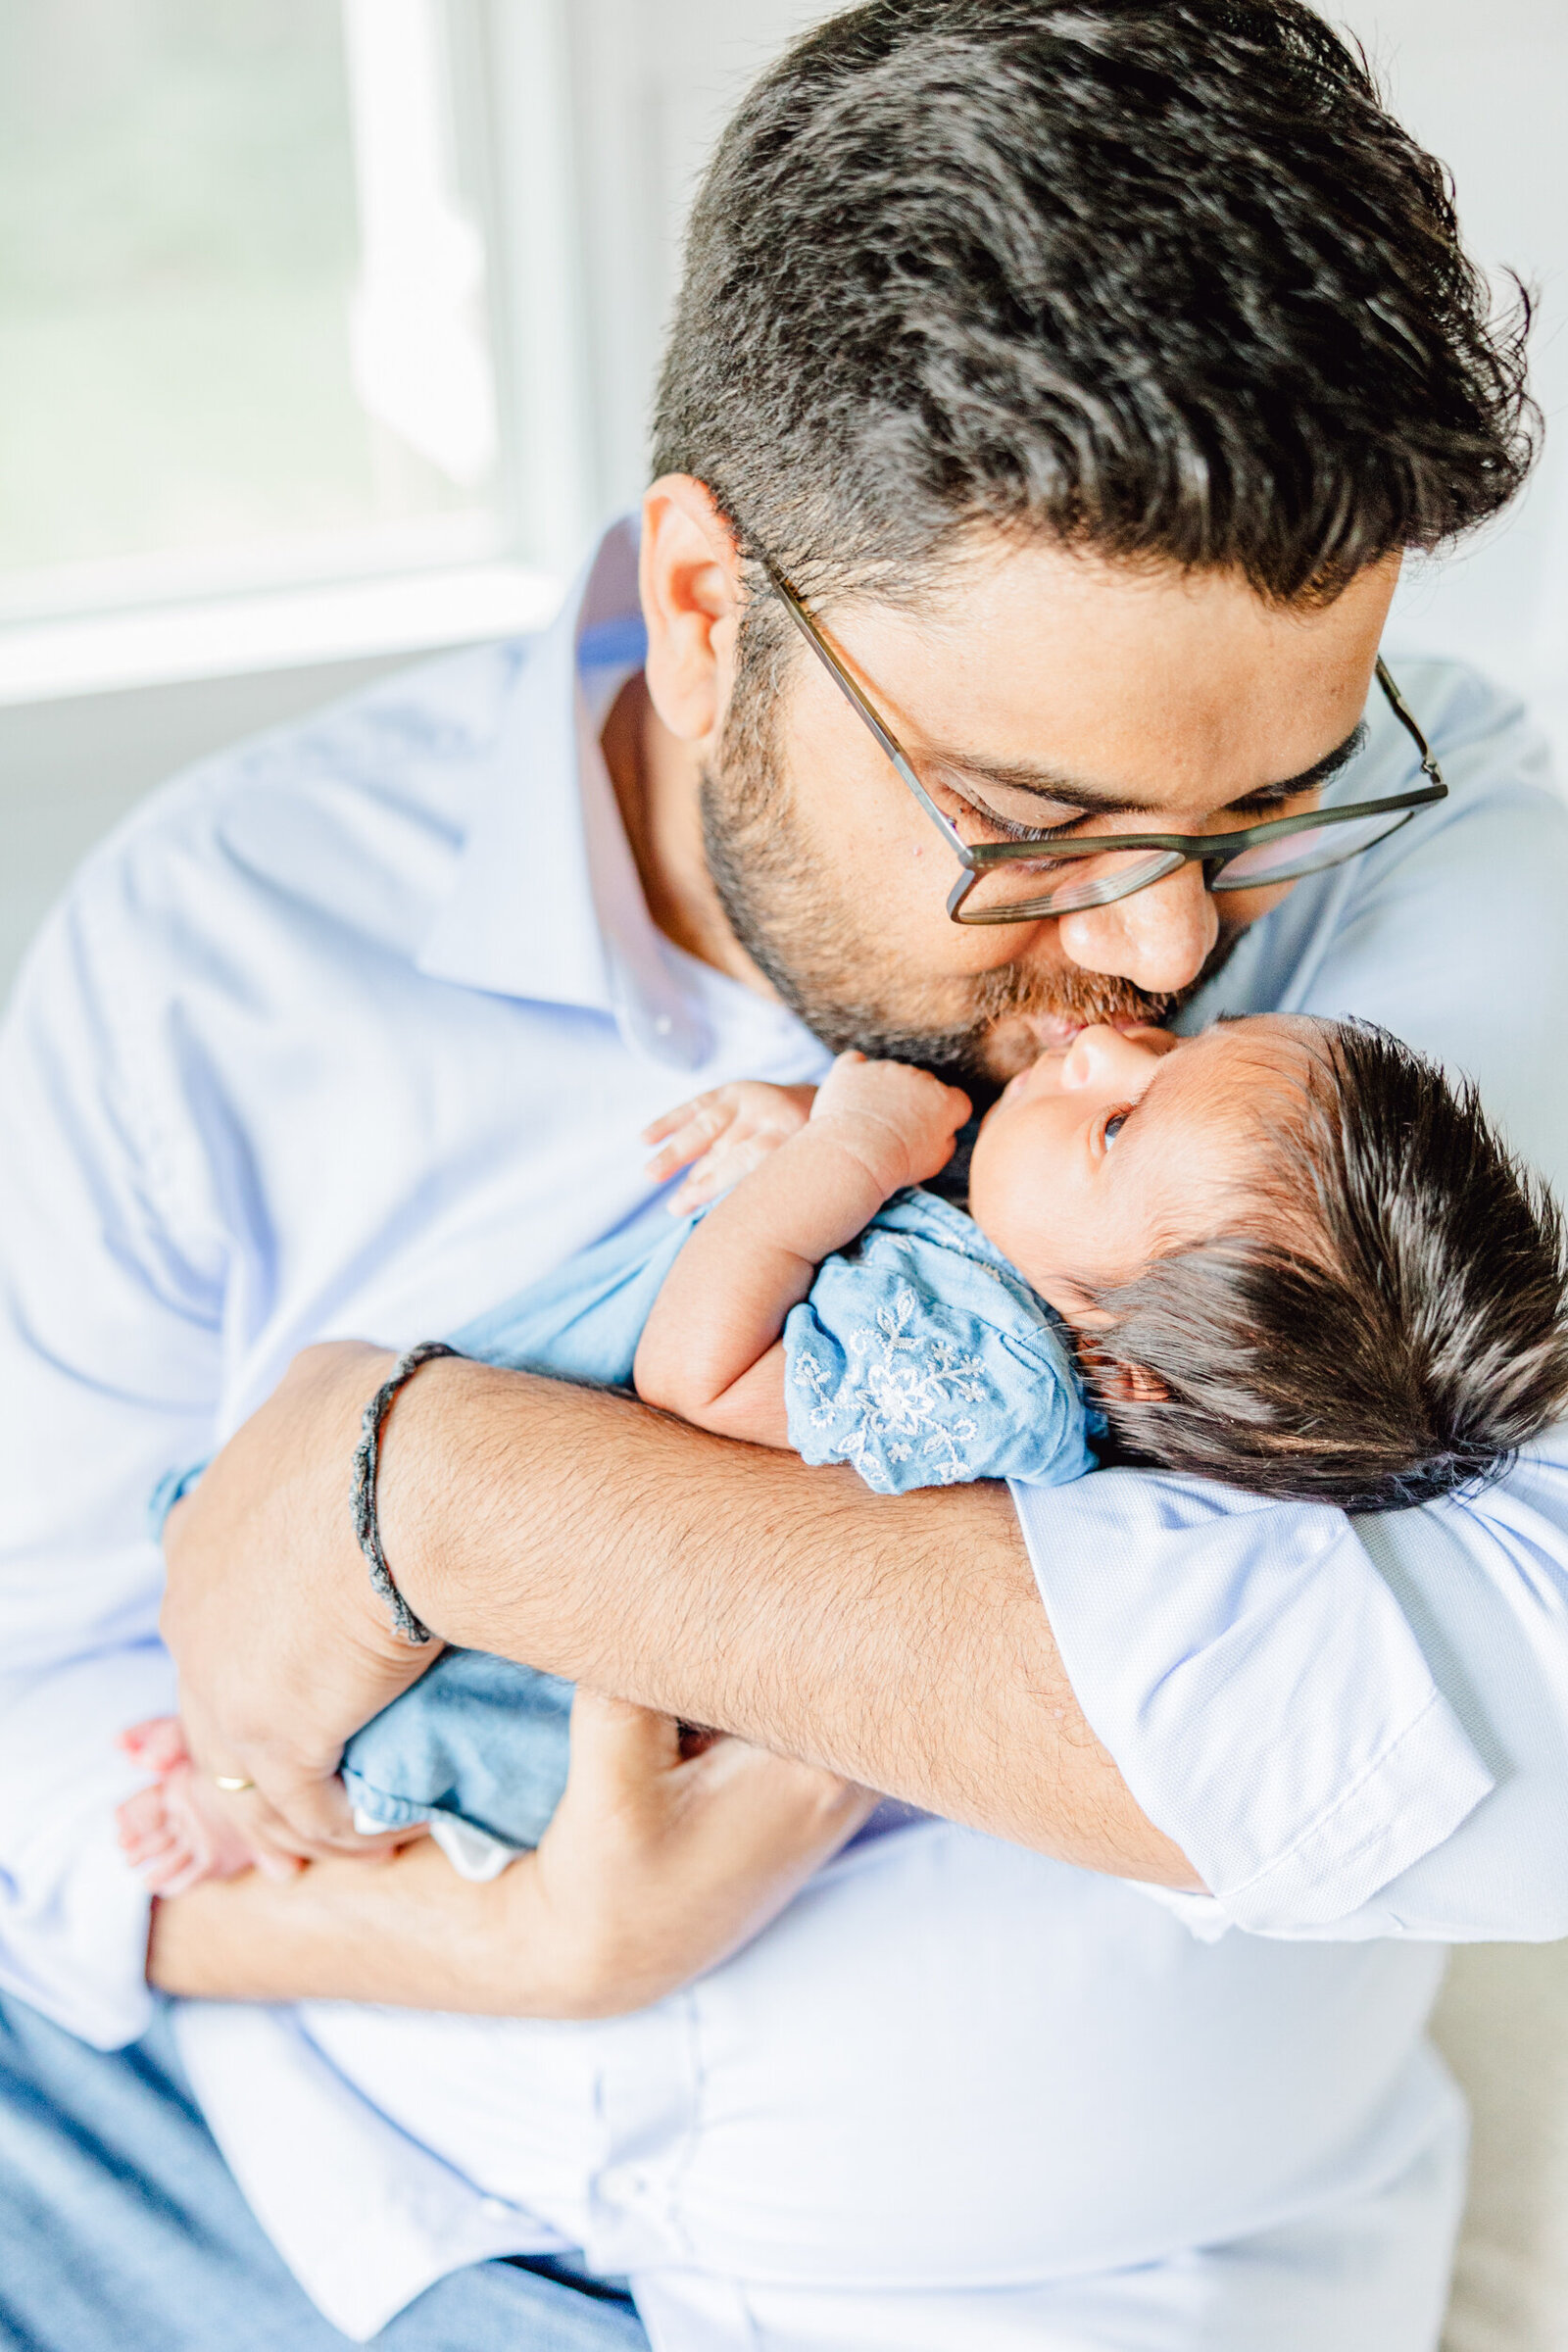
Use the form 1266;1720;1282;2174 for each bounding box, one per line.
635;1054;970;1446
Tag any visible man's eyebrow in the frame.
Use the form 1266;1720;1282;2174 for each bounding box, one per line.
929;718;1370;818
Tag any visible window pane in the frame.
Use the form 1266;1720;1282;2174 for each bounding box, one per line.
0;0;499;610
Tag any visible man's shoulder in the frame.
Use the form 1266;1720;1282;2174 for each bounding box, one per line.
1378;650;1560;811
19;639;535;1018
101;637;527;893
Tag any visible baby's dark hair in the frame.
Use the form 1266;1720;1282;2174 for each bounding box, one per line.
1090;1020;1568;1512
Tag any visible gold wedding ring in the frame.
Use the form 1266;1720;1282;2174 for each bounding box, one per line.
213;1774;256;1793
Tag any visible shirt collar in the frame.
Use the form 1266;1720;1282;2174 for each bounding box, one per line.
417;515;758;1070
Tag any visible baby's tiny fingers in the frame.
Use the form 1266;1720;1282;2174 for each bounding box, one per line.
642;1091;733;1148
641;1101;695;1146
667;1168;722;1213
645;1135;703;1182
645;1111;735;1184
668;1134;772;1210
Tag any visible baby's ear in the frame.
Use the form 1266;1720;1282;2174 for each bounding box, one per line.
1094;1359;1169;1406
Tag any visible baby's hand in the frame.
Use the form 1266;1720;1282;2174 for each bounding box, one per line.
808;1052;972;1196
643;1080;819;1212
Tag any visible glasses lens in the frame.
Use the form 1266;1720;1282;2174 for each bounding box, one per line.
959;847;1186;922
1212;807;1413;891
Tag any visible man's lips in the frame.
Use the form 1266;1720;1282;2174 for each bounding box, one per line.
1016;1011;1162;1051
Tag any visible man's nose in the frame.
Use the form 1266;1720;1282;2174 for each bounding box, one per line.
1055;858;1219;996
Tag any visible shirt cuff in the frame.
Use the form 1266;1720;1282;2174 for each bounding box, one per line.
1010;1467;1494;1936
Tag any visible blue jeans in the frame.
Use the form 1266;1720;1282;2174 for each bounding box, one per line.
0;1992;649;2352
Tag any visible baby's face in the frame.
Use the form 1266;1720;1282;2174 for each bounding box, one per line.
967;1014;1314;1327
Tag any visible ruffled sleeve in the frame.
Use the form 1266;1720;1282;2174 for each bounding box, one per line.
783;1191;1098;1494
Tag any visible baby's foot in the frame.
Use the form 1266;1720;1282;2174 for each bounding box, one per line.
116;1716;270;1894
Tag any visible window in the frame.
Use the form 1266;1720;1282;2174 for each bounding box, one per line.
0;0;569;690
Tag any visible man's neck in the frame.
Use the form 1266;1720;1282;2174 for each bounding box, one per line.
600;668;778;999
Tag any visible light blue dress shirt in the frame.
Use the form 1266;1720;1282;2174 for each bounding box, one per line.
2;516;1567;2344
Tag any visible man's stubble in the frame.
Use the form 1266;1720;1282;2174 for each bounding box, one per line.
699;661;1239;1092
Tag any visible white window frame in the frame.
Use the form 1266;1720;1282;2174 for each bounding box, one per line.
0;0;595;707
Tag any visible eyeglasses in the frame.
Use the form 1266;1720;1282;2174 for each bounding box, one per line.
760;556;1446;926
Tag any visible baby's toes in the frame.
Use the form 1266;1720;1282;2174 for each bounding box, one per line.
162;1761;261;1879
117;1813;182;1872
115;1786;172;1847
119;1716;190;1775
141;1842;207;1897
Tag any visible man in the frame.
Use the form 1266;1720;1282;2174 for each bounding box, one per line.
4;3;1568;2347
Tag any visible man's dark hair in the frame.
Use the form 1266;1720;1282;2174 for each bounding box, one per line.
1092;1023;1568;1512
654;0;1534;611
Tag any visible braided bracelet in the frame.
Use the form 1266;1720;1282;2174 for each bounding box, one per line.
351;1342;460;1644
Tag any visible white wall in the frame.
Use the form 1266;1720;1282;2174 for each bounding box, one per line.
560;0;830;517
1335;1;1568;761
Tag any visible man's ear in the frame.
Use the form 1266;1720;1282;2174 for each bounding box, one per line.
1095;1358;1170;1406
639;476;744;745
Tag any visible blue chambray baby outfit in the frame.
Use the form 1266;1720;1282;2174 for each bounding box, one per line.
158;1190;1100;1878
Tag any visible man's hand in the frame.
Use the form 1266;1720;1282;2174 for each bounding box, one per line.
148;1689;875;2014
808;1051;971;1196
643;1079;819;1211
160;1340;429;1863
530;1691;875;2014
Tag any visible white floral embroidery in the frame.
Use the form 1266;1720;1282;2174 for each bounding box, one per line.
793;1283;993;1491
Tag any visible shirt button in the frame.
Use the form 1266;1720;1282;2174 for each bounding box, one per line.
479;2195;511;2220
654;1014;673;1036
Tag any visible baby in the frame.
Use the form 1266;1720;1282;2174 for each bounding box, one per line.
118;1011;1568;1892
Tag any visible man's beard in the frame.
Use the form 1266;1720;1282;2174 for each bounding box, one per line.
700;680;1238;1092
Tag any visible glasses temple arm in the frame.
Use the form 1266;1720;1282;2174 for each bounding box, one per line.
759;557;976;862
1375;656;1445;788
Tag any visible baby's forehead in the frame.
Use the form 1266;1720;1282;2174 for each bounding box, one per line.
1177;1012;1322;1087
1149;1016;1322;1157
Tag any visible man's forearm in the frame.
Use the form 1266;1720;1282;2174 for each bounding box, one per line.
148;1840;551;2010
150;1838;659;2017
149;1698;884;2012
382;1360;1196;1885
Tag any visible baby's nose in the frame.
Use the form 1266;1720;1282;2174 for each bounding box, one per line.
1063;1023;1159;1089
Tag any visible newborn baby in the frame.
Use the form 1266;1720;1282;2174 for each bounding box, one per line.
119;1012;1568;1891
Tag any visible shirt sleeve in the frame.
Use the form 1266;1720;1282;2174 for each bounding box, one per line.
1011;1468;1497;1937
0;864;224;2045
783;1205;1096;1494
1012;665;1568;1942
